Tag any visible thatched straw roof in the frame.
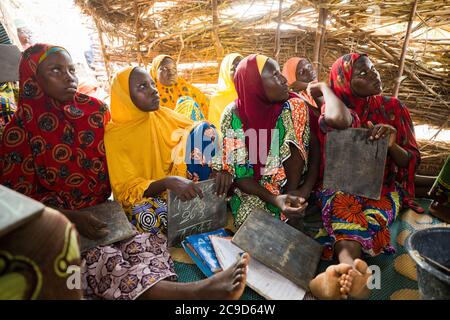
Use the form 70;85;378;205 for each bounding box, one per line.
75;0;449;131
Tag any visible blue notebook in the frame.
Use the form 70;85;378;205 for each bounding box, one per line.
182;228;230;277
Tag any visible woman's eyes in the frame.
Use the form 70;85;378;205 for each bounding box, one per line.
360;71;367;76
52;68;61;73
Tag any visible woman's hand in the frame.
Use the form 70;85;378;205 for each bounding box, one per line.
367;121;397;148
166;176;203;202
273;194;308;218
210;170;233;197
306;81;326;98
66;210;110;240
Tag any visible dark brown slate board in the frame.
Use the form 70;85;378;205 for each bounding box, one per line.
232;209;323;290
167;179;227;247
78;200;136;252
323;128;388;200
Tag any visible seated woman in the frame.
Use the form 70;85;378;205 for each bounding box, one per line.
208;53;243;130
150;55;209;120
282;57;323;116
0;44;248;300
308;53;421;300
105;66;234;233
214;54;320;228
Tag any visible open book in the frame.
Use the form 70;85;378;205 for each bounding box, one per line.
210;236;306;300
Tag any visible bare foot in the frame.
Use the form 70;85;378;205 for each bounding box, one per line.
195;253;249;300
309;263;353;300
348;259;372;299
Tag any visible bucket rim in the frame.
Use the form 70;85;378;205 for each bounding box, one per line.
405;227;450;284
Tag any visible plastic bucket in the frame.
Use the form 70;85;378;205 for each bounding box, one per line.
405;227;450;300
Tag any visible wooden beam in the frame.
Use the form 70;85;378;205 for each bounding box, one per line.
93;20;112;86
312;2;327;73
393;0;419;97
211;0;224;63
274;0;283;61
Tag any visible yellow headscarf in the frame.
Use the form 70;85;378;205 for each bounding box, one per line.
105;66;195;207
150;55;210;118
208;53;243;130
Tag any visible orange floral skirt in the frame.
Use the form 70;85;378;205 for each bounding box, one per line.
315;189;402;259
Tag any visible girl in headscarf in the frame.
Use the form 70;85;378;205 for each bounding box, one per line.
105;66;233;234
150;55;209;120
1;44;247;300
308;53;421;300
104;66;249;300
215;54;321;229
282;57;323;113
208;53;243;130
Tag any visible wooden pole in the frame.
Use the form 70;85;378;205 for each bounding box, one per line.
312;2;327;73
392;0;419;97
211;0;224;63
274;0;283;61
93;20;112;86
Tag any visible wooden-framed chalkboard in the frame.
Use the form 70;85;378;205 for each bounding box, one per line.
167;179;227;247
323;128;388;200
232;209;323;290
0;185;44;238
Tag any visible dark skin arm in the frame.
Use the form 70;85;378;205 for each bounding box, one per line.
308;82;352;130
143;171;233;201
143;176;203;202
367;121;410;168
287;132;320;200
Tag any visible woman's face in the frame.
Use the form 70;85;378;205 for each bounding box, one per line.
36;50;78;103
230;56;243;81
261;58;289;103
351;55;382;97
129;67;160;112
296;59;316;83
157;57;177;86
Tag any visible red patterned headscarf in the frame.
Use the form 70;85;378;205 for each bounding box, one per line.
0;43;111;210
320;53;420;203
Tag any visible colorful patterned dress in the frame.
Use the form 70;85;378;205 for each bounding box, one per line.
1;44;177;300
315;53;420;259
215;98;310;227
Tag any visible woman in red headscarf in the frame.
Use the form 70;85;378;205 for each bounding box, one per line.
215;54;323;228
1;44;249;300
308;53;421;300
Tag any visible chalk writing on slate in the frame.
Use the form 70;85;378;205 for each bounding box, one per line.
167;179;227;247
323;128;388;200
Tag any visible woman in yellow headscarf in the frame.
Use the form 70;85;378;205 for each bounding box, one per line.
105;66;233;235
208;53;243;130
150;55;209;120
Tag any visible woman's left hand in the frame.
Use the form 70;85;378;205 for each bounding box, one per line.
211;170;233;197
367;121;397;148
